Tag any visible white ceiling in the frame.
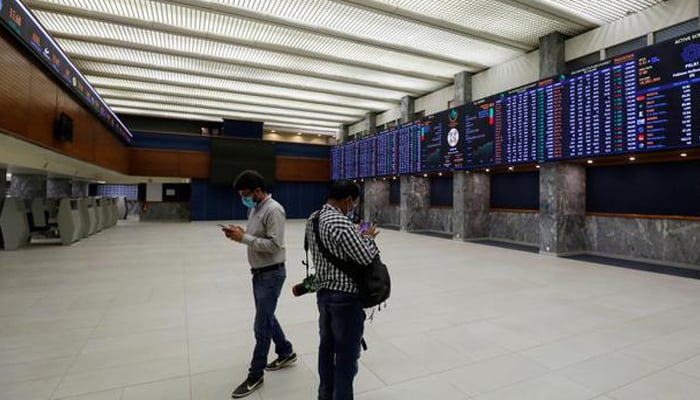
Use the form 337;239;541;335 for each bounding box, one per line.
24;0;665;136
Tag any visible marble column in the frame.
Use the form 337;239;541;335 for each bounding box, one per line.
400;96;415;124
363;179;390;223
72;180;89;198
0;168;7;198
453;171;490;240
340;124;349;144
365;112;377;137
453;71;473;107
8;174;46;199
539;32;566;78
399;175;429;231
47;178;72;199
539;163;586;255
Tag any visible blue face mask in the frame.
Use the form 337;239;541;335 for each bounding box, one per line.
241;196;256;209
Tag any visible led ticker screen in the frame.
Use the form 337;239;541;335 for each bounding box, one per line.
329;30;700;179
358;136;377;178
331;147;343;180
376;128;398;176
636;32;700;150
398;121;421;174
464;99;496;166
0;0;131;142
343;142;358;179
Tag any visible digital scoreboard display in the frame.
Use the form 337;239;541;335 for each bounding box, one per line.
398;121;421;174
420;107;466;171
328;30;700;179
464;98;496;166
376;128;398;176
331;146;343;180
635;32;700;151
358;136;377;178
343;142;358;179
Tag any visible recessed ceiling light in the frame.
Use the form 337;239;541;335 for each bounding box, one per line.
535;165;540;169
681;153;688;157
270;130;276;133
508;166;514;171
485;168;490;172
423;173;428;177
629;156;636;161
438;172;443;176
297;132;302;135
587;160;593;164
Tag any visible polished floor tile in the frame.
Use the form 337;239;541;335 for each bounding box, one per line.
1;219;700;399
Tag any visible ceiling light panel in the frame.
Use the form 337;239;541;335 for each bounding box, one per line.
205;0;529;56
111;107;225;122
35;12;444;92
58;40;412;100
100;90;352;123
88;76;366;117
357;0;583;44
107;99;341;128
543;0;664;23
30;0;520;74
76;61;397;111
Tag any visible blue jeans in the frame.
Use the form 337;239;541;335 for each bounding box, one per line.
249;266;293;380
317;289;366;400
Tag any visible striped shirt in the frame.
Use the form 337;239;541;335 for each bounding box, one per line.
305;203;379;294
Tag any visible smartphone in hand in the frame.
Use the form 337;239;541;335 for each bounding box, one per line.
217;224;228;230
359;221;370;234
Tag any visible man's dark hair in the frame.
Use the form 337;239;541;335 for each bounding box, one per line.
233;170;266;192
327;180;360;201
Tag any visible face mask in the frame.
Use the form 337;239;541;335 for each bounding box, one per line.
241;196;256;209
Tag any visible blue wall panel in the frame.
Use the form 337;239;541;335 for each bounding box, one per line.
191;180;330;220
191;179;247;221
274;142;330;159
130;132;211;151
271;182;330;219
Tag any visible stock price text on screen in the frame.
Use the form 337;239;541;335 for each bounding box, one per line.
330;30;700;179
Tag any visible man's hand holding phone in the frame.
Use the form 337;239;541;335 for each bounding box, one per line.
359;221;379;238
219;224;246;242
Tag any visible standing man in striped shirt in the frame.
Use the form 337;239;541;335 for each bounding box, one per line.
223;170;296;398
305;180;380;400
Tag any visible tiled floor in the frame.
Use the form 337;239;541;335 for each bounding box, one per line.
1;220;700;400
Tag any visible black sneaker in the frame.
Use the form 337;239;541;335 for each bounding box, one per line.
231;376;263;398
265;352;297;371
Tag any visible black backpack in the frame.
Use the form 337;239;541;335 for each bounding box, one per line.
312;214;390;308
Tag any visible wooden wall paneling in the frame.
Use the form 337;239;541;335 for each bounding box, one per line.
94;122;129;174
0;30;30;136
276;157;330;182
177;151;210;178
130;148;210;178
26;67;57;145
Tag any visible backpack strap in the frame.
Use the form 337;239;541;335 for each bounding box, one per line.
312;214;360;281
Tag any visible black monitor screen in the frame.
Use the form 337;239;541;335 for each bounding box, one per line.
209;138;276;186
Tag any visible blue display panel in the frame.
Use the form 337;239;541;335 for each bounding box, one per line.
328;30;700;179
398;121;421;174
343;142;358;179
330;146;343;180
492;76;567;165
376;128;398;176
635;32;700;150
563;55;637;159
358;136;377;178
0;0;132;142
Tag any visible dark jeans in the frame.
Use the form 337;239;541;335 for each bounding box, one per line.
317;289;366;400
249;266;293;380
